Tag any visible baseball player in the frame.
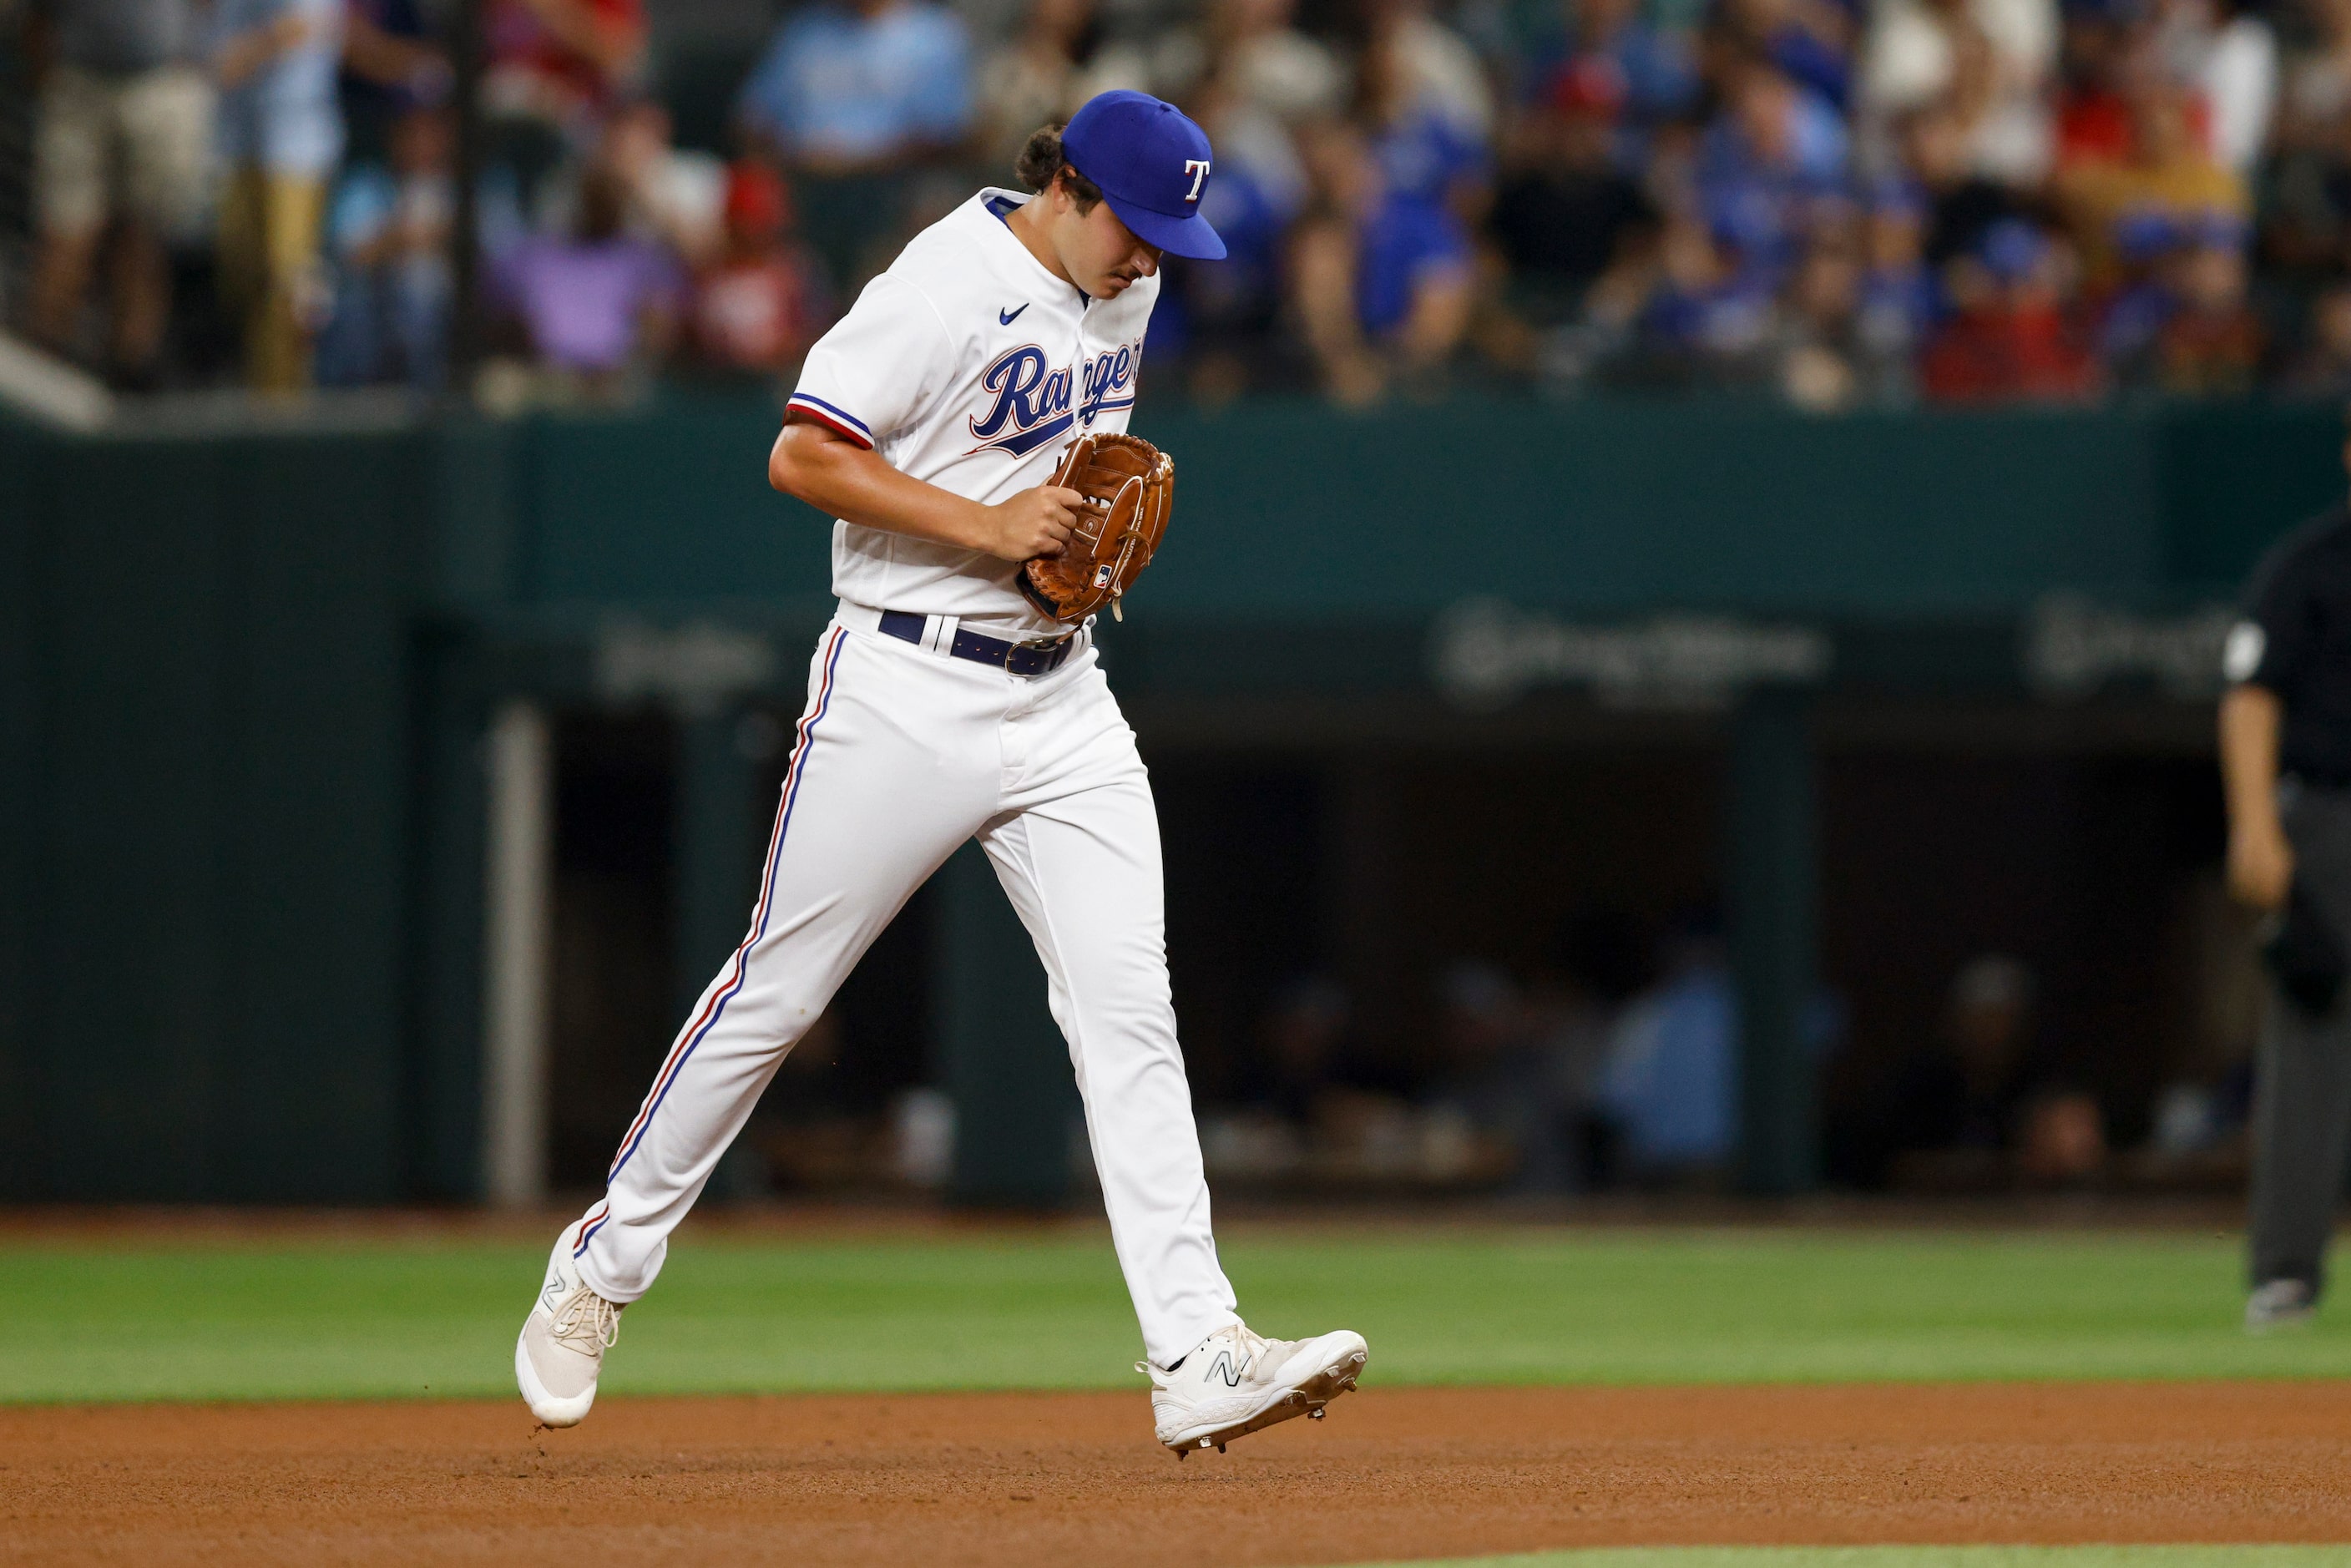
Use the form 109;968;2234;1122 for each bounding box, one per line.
516;90;1368;1455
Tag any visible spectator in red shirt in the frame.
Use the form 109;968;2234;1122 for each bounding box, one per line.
2054;0;2135;171
483;0;642;125
1921;216;2101;402
690;162;834;378
480;0;645;202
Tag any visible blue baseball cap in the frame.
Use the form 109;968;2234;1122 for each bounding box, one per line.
1060;90;1226;260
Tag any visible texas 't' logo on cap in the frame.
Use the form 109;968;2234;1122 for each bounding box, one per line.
1061;91;1226;260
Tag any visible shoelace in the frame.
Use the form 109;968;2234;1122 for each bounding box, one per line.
549;1287;621;1355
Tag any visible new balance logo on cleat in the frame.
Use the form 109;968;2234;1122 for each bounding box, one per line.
1145;1323;1368;1458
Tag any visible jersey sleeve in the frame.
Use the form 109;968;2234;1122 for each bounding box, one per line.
786;271;955;452
2231;534;2314;695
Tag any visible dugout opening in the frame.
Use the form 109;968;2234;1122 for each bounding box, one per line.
537;693;2245;1204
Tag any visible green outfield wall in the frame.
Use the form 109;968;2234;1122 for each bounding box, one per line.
0;396;2338;1201
426;393;2338;613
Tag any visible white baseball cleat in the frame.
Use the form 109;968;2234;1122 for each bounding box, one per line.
1142;1321;1368;1457
2245;1277;2317;1334
515;1242;623;1427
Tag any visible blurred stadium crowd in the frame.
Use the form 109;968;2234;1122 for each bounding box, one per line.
20;0;2351;405
1170;932;2236;1197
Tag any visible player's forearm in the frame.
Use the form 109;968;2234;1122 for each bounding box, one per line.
2219;684;2285;833
768;421;990;553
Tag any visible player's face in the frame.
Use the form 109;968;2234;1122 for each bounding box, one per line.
1060;195;1163;301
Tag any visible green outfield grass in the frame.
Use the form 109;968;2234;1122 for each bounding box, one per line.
3;1226;2345;1404
1342;1551;2351;1568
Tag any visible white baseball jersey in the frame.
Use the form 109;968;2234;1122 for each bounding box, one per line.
786;188;1156;635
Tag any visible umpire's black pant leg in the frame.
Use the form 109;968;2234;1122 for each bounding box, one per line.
2250;785;2351;1296
2249;989;2351;1292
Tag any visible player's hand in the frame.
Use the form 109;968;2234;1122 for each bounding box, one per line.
2229;817;2294;911
978;485;1082;562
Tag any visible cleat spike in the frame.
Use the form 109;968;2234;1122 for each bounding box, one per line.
1308;1408;1326;1420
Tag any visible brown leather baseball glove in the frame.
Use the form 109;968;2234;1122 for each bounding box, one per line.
1019;432;1173;625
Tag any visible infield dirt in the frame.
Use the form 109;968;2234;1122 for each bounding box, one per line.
6;1382;2349;1566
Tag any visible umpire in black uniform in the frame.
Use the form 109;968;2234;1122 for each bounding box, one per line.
2222;437;2351;1331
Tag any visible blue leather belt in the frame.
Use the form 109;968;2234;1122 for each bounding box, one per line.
877;610;1079;677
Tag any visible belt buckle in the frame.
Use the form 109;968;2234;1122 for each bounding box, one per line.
1005;631;1064;675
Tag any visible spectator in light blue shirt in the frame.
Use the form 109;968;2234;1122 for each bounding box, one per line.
735;0;972;291
1591;914;1841;1178
1593;933;1737;1175
212;0;344;389
736;0;973;174
215;0;344;186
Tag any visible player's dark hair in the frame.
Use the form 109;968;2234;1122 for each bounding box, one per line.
1015;124;1104;212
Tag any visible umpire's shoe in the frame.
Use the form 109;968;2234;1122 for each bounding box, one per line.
2245;1277;2318;1334
516;1241;623;1427
1142;1321;1368;1457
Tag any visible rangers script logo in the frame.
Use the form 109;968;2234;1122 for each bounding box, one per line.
968;338;1144;457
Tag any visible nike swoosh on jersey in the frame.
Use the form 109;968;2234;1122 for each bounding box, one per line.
999;304;1029;325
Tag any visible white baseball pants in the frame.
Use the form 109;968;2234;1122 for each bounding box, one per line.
560;608;1240;1367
